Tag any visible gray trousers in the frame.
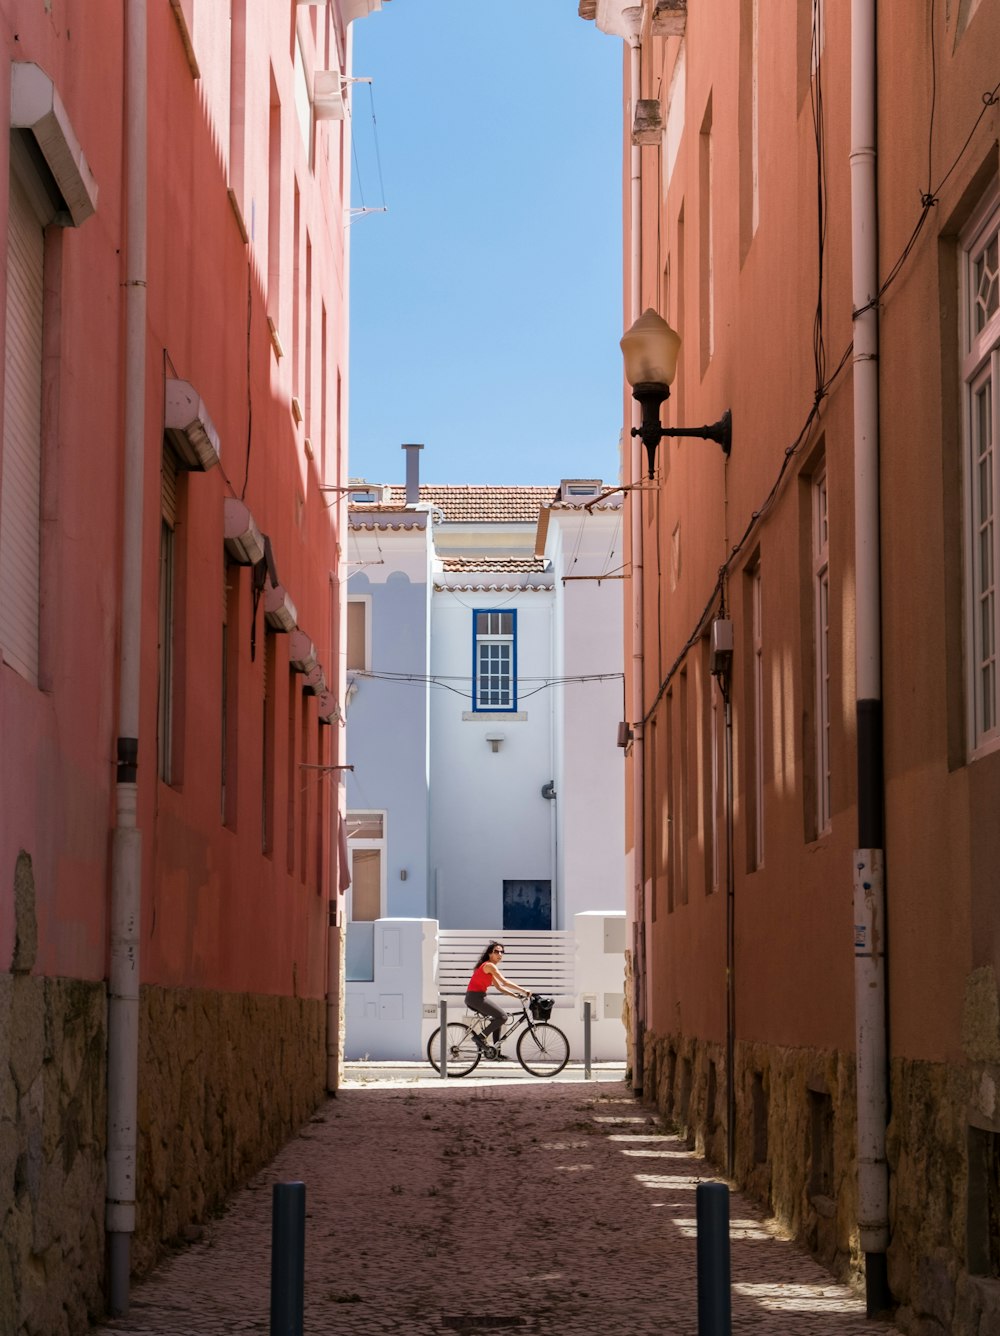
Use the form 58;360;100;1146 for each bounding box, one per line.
465;990;506;1043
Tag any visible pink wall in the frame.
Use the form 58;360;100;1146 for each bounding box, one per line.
621;0;1000;1070
1;0;350;1002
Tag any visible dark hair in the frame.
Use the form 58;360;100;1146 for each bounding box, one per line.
475;941;504;967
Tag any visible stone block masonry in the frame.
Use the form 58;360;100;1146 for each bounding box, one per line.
0;973;107;1336
134;987;327;1273
643;1031;863;1285
1;976;327;1335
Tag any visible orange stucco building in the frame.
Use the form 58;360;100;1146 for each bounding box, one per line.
583;1;1000;1330
0;1;382;1329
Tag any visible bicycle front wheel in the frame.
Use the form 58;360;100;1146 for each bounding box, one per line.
516;1022;570;1077
426;1023;481;1077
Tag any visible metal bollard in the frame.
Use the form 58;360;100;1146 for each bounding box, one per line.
696;1181;732;1335
583;999;592;1079
439;998;448;1078
270;1181;306;1336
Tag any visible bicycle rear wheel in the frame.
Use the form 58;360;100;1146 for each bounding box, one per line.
426;1023;481;1077
516;1022;570;1077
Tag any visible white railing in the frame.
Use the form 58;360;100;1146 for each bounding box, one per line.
437;929;575;999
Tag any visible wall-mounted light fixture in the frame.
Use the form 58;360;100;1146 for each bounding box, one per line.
486;733;504;754
620;309;732;478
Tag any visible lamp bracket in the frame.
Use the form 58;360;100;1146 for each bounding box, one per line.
656;409;732;456
629;392;732;477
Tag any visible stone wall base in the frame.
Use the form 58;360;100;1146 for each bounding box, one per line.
643;1028;863;1285
0;973;107;1336
134;985;327;1273
1;975;327;1334
642;1031;1000;1334
887;1056;1000;1336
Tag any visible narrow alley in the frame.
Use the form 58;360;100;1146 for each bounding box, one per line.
93;1071;896;1336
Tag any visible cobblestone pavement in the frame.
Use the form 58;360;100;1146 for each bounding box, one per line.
93;1067;900;1335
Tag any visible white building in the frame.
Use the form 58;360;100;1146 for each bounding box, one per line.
343;445;626;1059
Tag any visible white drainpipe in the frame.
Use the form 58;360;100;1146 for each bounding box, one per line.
107;0;147;1315
850;0;891;1314
626;25;646;1097
591;0;645;1094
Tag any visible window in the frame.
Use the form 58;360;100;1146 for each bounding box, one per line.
221;559;239;826
503;880;551;930
346;811;385;921
699;94;714;371
962;187;1000;756
345;810;385;984
158;447;181;783
347;597;370;672
0;153;45;685
262;629;276;854
813;468;831;831
747;558;765;869
709;673;721;893
473;610;516;711
267;73;282;342
228;0;247;210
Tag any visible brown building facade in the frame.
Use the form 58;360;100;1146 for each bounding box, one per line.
582;1;1000;1331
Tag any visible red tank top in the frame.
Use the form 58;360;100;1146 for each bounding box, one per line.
468;962;493;993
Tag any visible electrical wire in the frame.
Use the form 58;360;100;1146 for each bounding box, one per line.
350;668;624;705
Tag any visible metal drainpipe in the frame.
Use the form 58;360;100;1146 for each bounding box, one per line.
587;0;645;1097
327;11;360;1098
107;0;147;1314
850;0;892;1314
627;23;646;1100
723;684;735;1179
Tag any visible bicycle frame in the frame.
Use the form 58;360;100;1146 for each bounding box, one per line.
466;997;536;1047
426;994;569;1078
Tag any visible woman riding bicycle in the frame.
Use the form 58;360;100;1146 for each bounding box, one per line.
465;941;531;1060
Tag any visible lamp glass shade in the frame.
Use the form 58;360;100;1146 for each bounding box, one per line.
620;308;682;388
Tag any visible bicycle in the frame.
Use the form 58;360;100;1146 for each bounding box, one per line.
426;994;570;1078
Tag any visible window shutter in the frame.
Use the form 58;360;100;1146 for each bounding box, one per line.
161;445;179;526
0;168;45;684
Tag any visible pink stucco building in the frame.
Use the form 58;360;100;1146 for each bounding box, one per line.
0;1;386;1329
583;1;1000;1331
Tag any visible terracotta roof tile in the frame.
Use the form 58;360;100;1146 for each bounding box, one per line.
384;485;556;523
439;556;548;573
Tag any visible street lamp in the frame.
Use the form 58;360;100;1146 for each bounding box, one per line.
620;309;732;478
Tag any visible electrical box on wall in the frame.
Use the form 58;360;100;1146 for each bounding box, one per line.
711;618;733;675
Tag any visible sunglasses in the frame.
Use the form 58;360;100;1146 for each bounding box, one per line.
492;948;504;955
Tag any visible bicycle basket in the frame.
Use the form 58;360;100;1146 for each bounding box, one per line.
529;994;554;1021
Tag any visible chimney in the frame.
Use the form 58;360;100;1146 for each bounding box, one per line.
402;442;423;506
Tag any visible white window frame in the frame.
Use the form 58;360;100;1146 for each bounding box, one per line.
961;185;1000;758
813;467;831;832
473;609;516;712
345;809;386;922
347;594;371;673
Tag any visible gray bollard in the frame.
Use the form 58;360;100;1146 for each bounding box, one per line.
696;1181;732;1335
439;998;448;1078
270;1181;305;1336
583;999;592;1079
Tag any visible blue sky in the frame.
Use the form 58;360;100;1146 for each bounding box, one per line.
347;1;624;488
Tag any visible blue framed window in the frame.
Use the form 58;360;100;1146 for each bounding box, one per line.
473;609;516;710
